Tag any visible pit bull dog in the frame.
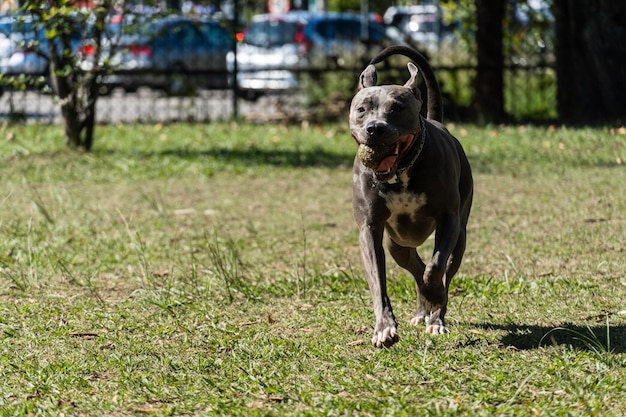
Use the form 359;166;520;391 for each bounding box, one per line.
350;45;473;347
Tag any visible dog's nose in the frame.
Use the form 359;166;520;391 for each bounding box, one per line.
366;121;387;137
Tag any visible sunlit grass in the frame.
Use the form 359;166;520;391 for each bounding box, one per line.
0;121;625;415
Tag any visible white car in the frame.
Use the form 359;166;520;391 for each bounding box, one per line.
227;12;309;100
228;12;410;100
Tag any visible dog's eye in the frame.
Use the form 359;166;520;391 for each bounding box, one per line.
390;103;405;113
357;106;366;113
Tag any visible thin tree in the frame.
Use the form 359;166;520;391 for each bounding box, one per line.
21;0;115;151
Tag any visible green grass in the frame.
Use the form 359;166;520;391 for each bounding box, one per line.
1;121;625;415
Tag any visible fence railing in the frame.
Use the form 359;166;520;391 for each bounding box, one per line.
0;62;556;124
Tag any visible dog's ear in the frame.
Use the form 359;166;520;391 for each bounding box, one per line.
358;65;377;90
403;62;420;96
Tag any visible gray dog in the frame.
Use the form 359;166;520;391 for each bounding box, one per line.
350;46;473;347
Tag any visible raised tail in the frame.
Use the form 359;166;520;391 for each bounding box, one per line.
368;45;443;123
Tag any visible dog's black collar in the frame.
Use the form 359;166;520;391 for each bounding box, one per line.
396;115;426;175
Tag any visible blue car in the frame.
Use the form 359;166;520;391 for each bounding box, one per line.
88;16;233;94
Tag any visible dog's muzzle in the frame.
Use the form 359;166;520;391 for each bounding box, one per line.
356;134;415;176
354;116;426;182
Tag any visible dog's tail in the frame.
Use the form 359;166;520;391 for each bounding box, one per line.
368;45;443;123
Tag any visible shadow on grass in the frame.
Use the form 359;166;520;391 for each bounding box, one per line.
464;151;625;175
93;146;625;176
477;323;626;354
96;147;355;169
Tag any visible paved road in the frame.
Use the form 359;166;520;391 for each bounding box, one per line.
0;88;299;124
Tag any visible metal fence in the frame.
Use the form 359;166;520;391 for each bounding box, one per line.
0;63;556;124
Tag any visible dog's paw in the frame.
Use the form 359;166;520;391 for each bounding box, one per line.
371;325;399;348
425;316;449;335
426;324;450;335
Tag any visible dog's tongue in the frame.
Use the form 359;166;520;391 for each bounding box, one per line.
375;134;414;173
377;155;398;173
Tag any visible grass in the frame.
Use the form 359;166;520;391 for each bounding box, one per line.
1;120;625;416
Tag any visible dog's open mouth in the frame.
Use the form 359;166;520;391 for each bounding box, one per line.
357;134;415;177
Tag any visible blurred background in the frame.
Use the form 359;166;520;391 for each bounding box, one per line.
1;0;624;126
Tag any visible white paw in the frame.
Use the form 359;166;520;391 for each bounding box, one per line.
426;324;450;335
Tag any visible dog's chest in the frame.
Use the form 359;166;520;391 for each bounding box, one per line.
384;190;427;216
382;187;434;247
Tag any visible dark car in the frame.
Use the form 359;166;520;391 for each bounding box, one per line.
93;16;232;94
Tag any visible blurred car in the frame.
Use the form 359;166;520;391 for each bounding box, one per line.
383;5;452;56
228;12;410;100
227;12;309;99
1;13;91;98
0;15;48;77
89;16;232;94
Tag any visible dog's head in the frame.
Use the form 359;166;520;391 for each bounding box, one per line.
350;63;423;181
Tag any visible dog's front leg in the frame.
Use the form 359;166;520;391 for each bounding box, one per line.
359;223;399;347
421;212;461;334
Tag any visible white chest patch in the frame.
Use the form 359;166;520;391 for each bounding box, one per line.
384;190;430;247
385;191;428;221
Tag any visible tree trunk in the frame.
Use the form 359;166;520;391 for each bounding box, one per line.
82;75;99;152
27;0;111;152
554;0;626;124
51;73;98;151
49;58;98;152
473;0;506;123
48;60;82;149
